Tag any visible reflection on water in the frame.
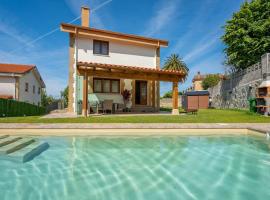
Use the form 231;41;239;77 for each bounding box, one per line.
0;135;270;200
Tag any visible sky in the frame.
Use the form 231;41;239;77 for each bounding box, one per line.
0;0;245;97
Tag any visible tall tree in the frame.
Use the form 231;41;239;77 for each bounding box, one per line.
41;90;55;107
202;74;221;90
222;0;270;70
163;54;189;79
60;86;69;108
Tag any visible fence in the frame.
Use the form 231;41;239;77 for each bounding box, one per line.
0;98;46;117
209;53;269;109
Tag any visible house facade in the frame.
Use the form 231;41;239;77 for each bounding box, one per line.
61;7;186;116
0;63;45;106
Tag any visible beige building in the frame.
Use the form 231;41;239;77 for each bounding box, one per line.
192;72;205;91
61;7;186;116
192;72;224;91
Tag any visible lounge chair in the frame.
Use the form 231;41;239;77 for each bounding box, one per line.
103;100;113;114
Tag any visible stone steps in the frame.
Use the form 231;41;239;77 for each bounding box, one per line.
0;136;23;147
0;135;9;140
0;135;49;163
8;141;50;163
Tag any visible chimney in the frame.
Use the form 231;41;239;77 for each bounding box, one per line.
81;6;90;27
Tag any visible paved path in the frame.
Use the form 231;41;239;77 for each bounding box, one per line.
0;123;269;133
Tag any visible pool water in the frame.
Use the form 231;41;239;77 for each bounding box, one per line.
1;134;270;200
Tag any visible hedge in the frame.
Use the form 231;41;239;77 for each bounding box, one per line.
0;98;46;117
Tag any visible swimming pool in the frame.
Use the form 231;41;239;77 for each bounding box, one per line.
1;133;270;200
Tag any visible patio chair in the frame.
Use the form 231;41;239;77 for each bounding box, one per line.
103;100;113;114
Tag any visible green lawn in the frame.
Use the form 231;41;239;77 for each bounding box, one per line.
0;109;269;123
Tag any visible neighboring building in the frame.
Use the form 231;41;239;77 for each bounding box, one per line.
0;63;45;106
192;72;205;91
61;7;186;116
192;71;224;91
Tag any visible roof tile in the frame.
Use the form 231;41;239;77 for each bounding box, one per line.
0;63;35;74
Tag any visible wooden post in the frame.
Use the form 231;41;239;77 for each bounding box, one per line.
152;81;156;110
82;72;88;117
172;82;179;115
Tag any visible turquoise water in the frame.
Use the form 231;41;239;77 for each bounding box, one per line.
1;134;270;200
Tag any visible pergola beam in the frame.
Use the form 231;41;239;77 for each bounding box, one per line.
77;68;182;82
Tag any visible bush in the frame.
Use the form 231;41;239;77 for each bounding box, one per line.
163;91;173;98
202;74;221;90
0;98;46;117
162;91;183;98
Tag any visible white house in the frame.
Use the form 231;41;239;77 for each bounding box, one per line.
0;63;45;106
61;7;186;116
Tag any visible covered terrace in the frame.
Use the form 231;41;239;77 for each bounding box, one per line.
77;61;187;117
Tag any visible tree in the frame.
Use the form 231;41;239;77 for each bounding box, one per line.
163;54;189;79
162;90;183;98
41;90;55;107
60;86;69;108
163;91;173;98
202;74;221;90
222;0;270;70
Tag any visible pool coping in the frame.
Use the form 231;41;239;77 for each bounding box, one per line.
0;123;269;135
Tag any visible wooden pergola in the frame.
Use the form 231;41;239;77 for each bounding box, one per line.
77;62;187;116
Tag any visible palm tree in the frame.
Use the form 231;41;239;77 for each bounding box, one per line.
163;54;189;80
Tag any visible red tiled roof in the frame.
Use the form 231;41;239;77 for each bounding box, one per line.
0;63;35;74
192;72;225;82
0;95;13;99
77;62;186;75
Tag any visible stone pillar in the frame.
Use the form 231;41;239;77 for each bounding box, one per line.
68;34;75;113
172;82;179;115
261;53;270;80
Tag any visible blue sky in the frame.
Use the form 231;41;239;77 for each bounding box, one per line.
0;0;245;97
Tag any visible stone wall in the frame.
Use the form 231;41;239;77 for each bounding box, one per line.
160;97;182;108
209;53;270;109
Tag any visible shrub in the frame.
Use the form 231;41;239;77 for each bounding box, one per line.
163;91;173;98
0;98;46;117
202;74;221;90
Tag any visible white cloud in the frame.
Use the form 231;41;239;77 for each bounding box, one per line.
143;0;180;37
64;0;109;29
183;37;218;62
0;9;34;48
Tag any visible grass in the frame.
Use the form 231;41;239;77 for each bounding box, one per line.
0;109;269;123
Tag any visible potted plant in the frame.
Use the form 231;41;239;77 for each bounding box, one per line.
121;89;131;112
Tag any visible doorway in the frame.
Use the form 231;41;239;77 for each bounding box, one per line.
135;80;147;105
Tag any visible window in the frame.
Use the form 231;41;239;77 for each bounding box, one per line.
33;85;35;94
93;79;102;93
93;78;120;93
38;87;41;95
25;83;29;92
111;80;119;93
103;79;110;93
93;40;109;55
